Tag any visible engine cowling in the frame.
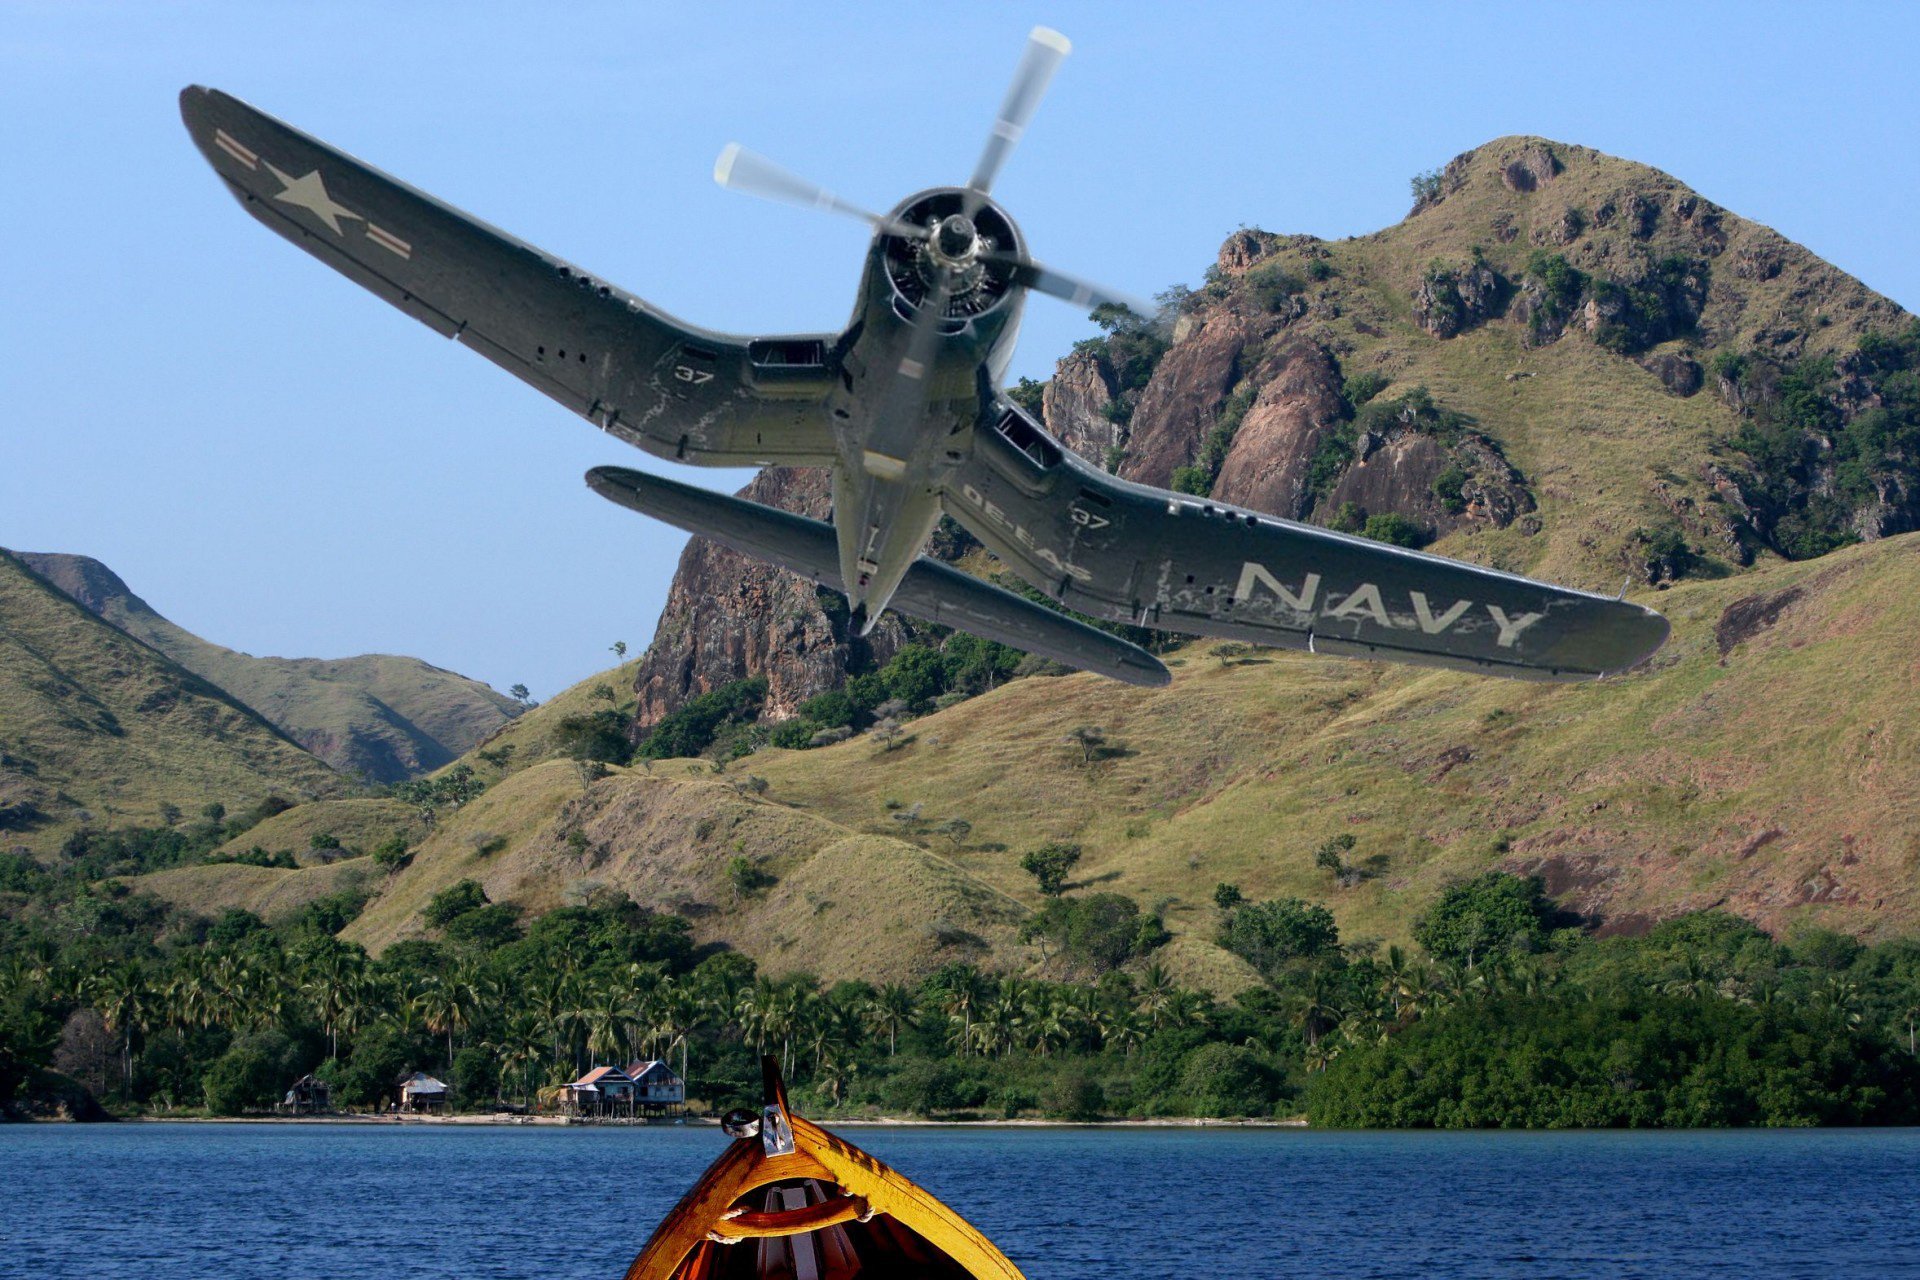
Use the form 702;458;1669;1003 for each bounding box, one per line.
881;189;1021;321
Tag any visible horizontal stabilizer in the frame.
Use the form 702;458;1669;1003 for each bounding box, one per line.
586;467;1170;688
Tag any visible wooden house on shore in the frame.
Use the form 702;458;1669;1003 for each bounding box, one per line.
624;1059;687;1116
565;1065;636;1115
279;1074;330;1115
395;1071;450;1114
559;1061;686;1118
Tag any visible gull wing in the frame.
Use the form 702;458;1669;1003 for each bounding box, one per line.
585;467;1170;687
941;398;1670;682
179;86;837;466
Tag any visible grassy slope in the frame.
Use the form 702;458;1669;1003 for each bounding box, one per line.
338;760;1028;984
208;797;422;866
741;535;1920;957
15;551;519;782
127;532;1920;988
0;550;342;853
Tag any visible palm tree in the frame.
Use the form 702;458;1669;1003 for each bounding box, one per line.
1661;952;1716;999
1028;995;1073;1058
1378;945;1418;1020
488;1015;546;1107
577;983;636;1066
815;1048;858;1105
806;998;862;1074
937;968;990;1057
864;984;917;1057
1288;971;1345;1049
1163;988;1212;1032
1137;963;1176;1030
417;970;482;1067
301;949;364;1060
1101;1006;1148;1056
90;962;150;1095
652;984;702;1087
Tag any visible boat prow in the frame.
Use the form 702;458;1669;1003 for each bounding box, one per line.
625;1057;1027;1280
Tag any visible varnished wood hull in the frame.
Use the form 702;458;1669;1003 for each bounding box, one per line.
624;1063;1026;1280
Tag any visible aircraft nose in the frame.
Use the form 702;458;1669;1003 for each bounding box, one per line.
934;215;976;261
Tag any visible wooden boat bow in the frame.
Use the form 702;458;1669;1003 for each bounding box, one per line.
624;1057;1028;1280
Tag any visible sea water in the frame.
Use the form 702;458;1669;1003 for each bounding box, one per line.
3;1123;1918;1278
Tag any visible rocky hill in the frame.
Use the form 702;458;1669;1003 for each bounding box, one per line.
630;135;1912;727
98;135;1920;985
15;551;520;782
0;550;342;852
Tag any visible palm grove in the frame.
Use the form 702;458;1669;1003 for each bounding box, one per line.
5;795;1920;1126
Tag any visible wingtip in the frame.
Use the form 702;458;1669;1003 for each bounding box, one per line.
178;84;209;124
1030;26;1072;55
713;142;741;188
1129;659;1173;688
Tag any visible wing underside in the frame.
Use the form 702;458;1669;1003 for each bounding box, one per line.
941;398;1670;682
585;467;1170;687
179;86;838;466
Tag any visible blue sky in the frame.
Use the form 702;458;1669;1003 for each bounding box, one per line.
4;1;1916;698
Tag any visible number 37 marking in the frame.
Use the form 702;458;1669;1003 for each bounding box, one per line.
673;365;714;385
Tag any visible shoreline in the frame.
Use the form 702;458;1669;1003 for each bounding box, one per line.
92;1112;1308;1129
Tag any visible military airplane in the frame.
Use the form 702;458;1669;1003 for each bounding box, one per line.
180;27;1668;689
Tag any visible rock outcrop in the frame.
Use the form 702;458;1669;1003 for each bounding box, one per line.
1210;340;1349;518
1118;314;1256;487
627;469;911;731
1041;349;1123;468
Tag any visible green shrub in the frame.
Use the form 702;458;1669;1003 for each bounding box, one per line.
1220;898;1339;976
1170;465;1211;496
424;879;489;929
1414;872;1557;966
637;677;766;760
1343;370;1390;408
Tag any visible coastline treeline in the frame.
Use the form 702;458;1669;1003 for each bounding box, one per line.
4;823;1920;1125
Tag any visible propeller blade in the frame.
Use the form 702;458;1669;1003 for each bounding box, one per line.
864;269;956;469
714;143;927;238
967;26;1071;195
980;248;1153;321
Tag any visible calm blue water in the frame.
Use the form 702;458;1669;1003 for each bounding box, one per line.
2;1123;1918;1278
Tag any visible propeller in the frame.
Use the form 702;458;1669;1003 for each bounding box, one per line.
711;25;1146;322
967;26;1072;196
713;144;929;241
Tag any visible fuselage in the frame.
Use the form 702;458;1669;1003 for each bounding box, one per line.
823;187;1026;627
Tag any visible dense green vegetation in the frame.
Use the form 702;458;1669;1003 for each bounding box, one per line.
6;832;1918;1126
1720;322;1920;559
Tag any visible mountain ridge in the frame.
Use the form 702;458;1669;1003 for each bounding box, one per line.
0;549;343;851
625;133;1912;727
15;550;520;783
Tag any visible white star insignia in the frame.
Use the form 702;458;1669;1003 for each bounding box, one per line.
265;162;361;236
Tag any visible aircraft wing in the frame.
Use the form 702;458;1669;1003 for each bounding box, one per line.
585;467;1171;687
940;398;1670;682
179;86;838;466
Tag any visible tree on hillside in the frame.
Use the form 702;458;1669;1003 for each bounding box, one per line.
1220;897;1339;977
610;640;627;660
1414;872;1557;968
1064;725;1108;765
509;684;531;706
424;880;490;931
1020;842;1082;897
